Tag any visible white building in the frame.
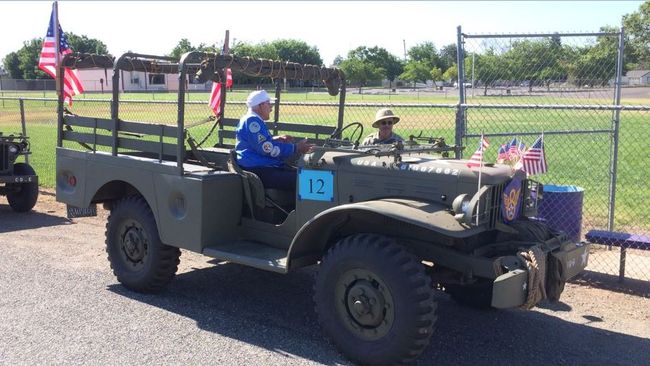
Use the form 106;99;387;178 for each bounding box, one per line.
625;70;650;86
76;69;208;92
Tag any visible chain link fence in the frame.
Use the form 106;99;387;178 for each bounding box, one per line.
458;28;650;286
1;29;648;287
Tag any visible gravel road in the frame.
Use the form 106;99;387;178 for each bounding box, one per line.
1;190;649;366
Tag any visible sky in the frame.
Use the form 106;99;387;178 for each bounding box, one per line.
0;1;644;66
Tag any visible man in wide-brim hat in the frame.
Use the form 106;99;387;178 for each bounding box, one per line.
361;108;404;146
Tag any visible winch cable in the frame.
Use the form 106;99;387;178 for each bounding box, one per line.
517;245;547;309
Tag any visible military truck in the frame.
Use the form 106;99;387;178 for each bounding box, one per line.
56;51;589;365
0;117;39;212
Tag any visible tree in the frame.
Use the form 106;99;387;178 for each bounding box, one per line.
430;67;442;87
400;61;430;89
67;33;110;55
407;42;442;70
271;39;322;66
439;43;458;73
169;38;216;59
339;58;383;93
623;1;650;68
347;46;403;88
442;64;458;84
2;33;110;79
331;55;343;67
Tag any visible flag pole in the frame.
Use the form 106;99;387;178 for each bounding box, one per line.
476;132;484;226
53;1;61;97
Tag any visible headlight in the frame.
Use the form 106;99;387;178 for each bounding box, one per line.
8;145;18;154
452;193;471;220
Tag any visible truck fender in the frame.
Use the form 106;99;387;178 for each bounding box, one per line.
286;198;483;269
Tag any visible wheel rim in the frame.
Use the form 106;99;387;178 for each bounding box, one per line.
118;219;149;271
335;268;394;340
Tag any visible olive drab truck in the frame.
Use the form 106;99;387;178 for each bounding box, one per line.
1;111;39;212
56;51;589;366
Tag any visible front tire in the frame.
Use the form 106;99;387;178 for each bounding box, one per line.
314;234;437;366
105;195;180;293
7;163;38;212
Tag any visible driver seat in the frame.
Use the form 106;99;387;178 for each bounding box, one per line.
227;150;294;219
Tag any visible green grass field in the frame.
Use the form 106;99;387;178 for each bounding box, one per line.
1;90;648;233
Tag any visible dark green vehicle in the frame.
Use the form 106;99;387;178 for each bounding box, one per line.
0;118;39;212
56;52;589;365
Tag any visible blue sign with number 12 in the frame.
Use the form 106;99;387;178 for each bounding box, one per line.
298;169;334;202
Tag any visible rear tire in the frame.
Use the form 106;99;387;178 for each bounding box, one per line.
7;163;38;212
314;234;437;365
105;195;180;293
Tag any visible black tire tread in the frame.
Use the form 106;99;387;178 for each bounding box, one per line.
314;233;437;366
7;163;39;212
105;195;180;293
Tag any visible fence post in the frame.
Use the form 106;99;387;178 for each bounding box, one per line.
19;98;29;164
609;28;625;282
455;25;466;159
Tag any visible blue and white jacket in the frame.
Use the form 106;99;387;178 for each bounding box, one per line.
235;111;295;168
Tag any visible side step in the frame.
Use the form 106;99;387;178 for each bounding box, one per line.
202;241;289;274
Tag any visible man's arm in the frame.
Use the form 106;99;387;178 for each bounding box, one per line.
242;117;295;158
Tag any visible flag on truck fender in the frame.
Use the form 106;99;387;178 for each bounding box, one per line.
521;134;548;175
209;68;232;116
38;6;84;106
467;136;490;168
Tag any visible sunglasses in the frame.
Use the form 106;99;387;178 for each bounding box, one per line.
380;119;394;126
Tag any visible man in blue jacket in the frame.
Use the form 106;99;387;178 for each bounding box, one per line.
236;90;313;191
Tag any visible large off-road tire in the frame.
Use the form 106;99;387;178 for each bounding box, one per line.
445;279;494;309
314;234;437;366
7;163;39;213
105;195;181;293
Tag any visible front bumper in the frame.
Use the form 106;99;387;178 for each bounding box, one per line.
491;241;589;309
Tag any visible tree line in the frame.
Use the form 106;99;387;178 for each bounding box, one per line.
3;1;649;90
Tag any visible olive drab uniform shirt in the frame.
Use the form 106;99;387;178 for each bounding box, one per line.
361;132;404;146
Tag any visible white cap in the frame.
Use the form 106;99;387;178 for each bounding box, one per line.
246;90;272;108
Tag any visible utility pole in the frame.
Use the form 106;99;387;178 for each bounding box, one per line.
403;39;407;61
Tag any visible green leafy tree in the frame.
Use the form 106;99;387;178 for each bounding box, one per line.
169;38;216;59
430;66;442;86
347;46;403;88
339;57;383;93
400;60;430;89
623;1;650;68
439;43;458;73
2;34;110;79
442;63;458;84
271;39;322;65
407;42;442;70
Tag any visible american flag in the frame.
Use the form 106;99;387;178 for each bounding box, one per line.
521;135;548;175
38;8;84;105
467;136;490;168
209;68;232;115
497;143;509;161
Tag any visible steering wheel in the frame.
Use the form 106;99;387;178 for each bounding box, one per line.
329;122;364;146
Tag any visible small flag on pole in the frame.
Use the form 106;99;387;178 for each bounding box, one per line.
521;134;548;175
497;143;509;161
467;136;490;168
209;68;232;116
38;5;84;105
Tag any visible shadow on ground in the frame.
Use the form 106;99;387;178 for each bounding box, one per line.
0;205;70;233
573;270;650;299
109;263;650;366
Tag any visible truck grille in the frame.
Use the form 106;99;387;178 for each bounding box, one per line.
0;143;10;174
488;183;505;228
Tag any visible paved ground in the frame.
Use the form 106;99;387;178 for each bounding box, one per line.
1;190;649;365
